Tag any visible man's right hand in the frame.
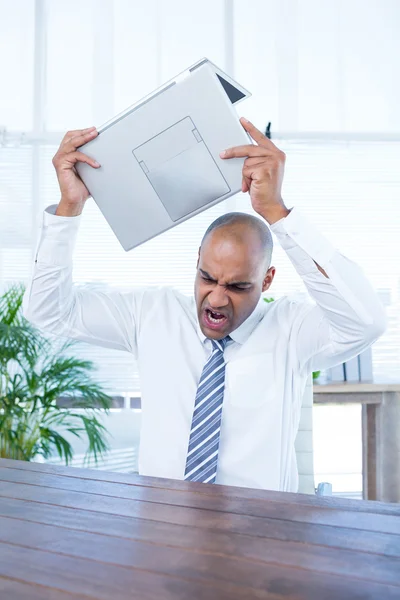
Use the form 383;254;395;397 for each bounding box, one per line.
53;127;100;217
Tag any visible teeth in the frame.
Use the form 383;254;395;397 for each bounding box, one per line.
207;310;225;323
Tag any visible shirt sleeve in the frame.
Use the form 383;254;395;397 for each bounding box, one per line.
23;206;156;357
270;208;387;373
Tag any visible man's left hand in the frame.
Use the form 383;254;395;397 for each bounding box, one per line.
220;118;290;224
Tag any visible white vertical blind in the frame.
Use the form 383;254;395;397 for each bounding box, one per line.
0;0;34;130
44;0;95;130
0;146;33;282
1;0;400;392
233;0;400;134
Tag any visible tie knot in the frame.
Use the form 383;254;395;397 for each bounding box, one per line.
211;336;230;352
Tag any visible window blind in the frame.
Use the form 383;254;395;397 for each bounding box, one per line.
1;0;399;393
0;146;33;282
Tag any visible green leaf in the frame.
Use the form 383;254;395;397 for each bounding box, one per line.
0;284;111;465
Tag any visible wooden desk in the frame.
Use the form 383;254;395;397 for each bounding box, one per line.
0;459;399;599
314;383;400;503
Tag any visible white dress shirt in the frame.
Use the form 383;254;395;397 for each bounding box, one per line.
24;206;387;492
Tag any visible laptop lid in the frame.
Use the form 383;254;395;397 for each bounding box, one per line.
76;58;252;251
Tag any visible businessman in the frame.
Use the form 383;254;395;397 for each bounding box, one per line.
24;118;386;491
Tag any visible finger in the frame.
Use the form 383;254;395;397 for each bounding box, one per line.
57;151;100;169
62;128;97;148
220;145;270;160
243;154;285;176
240;117;281;151
62;126;96;144
62;129;98;153
244;156;272;168
243;163;273;179
242;176;251;193
243;160;271;176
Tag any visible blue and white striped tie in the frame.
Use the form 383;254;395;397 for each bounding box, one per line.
185;337;229;483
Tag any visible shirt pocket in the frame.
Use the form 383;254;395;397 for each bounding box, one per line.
225;352;276;408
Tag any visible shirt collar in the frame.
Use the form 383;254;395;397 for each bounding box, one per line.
196;298;266;346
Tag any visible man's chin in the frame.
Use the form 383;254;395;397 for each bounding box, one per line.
201;327;228;340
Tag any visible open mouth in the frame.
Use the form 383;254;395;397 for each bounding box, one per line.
203;308;229;330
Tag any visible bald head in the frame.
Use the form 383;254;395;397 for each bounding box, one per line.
201;212;273;269
195;212;275;339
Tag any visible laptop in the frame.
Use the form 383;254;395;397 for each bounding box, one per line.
76;58;252;251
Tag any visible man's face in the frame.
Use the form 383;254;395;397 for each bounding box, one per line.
194;228;275;340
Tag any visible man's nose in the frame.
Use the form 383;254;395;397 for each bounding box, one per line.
208;285;229;308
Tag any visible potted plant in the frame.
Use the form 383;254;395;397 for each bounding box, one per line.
0;285;111;464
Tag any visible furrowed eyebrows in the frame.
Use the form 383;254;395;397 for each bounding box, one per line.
199;269;252;287
199;269;216;281
227;280;253;287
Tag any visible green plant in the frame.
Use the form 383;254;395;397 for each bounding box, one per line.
263;296;320;381
0;284;111;464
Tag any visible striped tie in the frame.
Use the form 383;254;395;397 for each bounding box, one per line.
184;337;229;483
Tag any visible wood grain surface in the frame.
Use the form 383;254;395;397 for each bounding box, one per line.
1;458;399;599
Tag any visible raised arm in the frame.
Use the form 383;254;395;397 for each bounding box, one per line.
24;128;142;354
221;118;387;372
270;210;387;372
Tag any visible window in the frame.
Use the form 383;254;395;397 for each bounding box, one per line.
0;0;34;130
1;0;399;393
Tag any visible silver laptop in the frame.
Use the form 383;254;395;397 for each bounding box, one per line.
76;58;252;251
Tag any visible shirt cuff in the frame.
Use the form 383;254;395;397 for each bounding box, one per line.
35;204;82;266
270;208;337;274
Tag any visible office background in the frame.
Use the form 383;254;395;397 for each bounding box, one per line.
1;0;399;494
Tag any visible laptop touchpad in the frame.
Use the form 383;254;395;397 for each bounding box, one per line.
133;117;230;222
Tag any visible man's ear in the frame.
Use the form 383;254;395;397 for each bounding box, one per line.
196;247;201;269
262;266;276;292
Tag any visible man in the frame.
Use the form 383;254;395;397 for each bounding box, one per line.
24;118;386;492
